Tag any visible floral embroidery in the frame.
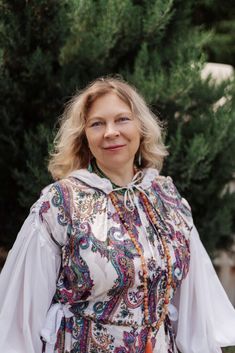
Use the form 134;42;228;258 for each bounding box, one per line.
39;200;50;221
51;182;71;227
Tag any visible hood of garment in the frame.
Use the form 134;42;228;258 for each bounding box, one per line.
68;168;159;195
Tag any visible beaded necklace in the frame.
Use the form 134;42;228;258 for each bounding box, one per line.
109;191;173;353
90;161;173;352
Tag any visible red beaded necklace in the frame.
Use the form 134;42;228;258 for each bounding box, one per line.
109;190;173;353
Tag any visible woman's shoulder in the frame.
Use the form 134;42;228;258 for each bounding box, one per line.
40;173;99;201
143;168;177;194
30;180;71;224
146;169;192;215
148;171;194;233
154;174;179;197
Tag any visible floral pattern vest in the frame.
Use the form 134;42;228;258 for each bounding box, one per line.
41;169;193;353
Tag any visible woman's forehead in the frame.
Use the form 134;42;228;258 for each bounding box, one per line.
86;92;132;119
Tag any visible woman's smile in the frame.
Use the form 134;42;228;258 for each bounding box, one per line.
103;144;126;151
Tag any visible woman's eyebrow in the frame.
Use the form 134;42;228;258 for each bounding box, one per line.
86;116;104;122
88;111;132;120
115;112;133;117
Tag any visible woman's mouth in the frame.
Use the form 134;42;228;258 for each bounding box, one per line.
103;144;126;151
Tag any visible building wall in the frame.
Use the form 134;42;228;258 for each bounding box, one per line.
214;245;235;307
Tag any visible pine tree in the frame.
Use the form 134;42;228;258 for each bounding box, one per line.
1;0;235;255
58;0;235;253
192;0;235;66
0;0;68;247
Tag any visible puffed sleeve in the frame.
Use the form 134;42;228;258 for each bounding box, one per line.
174;225;235;353
0;182;70;353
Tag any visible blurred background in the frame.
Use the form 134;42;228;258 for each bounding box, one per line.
0;2;235;348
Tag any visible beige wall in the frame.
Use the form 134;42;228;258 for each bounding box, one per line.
214;244;235;307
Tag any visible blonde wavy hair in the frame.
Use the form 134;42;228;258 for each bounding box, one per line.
48;77;168;180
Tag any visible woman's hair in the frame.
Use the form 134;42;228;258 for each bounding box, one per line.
48;76;168;180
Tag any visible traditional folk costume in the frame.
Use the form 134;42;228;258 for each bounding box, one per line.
0;168;235;353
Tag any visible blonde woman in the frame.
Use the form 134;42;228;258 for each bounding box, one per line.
0;77;235;353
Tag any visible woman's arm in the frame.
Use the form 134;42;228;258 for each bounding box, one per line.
174;225;235;353
0;183;69;353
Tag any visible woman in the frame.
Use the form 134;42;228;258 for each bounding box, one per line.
0;77;235;353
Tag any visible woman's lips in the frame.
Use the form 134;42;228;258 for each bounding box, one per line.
103;144;126;151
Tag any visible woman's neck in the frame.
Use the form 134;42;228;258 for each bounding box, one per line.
95;161;135;186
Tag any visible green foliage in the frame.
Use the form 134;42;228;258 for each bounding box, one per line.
164;82;235;252
0;0;68;247
207;19;235;65
14;124;53;208
192;0;235;65
1;0;235;256
223;348;235;353
60;0;143;90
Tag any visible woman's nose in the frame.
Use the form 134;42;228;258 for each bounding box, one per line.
104;123;120;138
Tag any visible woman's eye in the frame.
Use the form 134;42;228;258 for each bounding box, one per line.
117;116;130;122
90;121;103;127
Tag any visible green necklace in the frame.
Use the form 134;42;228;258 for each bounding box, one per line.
90;160;129;195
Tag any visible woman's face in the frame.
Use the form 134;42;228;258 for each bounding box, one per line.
85;92;141;173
